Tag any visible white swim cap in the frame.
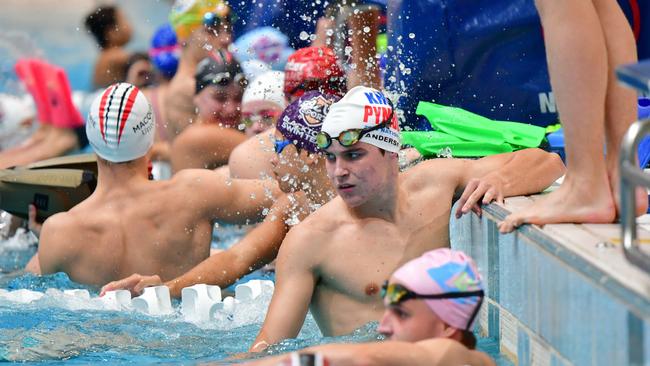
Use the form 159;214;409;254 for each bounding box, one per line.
86;83;154;163
241;71;287;113
321;86;401;153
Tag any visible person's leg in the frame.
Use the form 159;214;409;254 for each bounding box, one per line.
500;0;615;232
593;0;647;216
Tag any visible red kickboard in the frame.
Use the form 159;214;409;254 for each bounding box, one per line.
14;59;51;123
15;58;84;128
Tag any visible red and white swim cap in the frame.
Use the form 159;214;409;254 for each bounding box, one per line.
86;83;154;162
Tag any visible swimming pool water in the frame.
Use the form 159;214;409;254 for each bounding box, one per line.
0;227;511;365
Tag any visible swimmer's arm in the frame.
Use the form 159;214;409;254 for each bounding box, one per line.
165;197;292;298
243;339;495;366
185;170;280;224
449;148;565;216
250;227;318;352
459;148;565;197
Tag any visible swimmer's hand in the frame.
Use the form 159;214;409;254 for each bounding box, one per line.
455;176;505;219
100;273;164;297
28;204;42;238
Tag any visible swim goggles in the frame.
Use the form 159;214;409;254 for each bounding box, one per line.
315;98;394;150
242;110;281;128
274;138;293;154
381;281;485;330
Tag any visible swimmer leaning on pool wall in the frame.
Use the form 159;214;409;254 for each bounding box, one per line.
250;86;565;351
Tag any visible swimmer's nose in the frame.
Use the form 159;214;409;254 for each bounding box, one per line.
333;159;349;178
377;311;393;339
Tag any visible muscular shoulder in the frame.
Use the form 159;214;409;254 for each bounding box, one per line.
278;199;343;256
38;212;81;273
402;158;469;192
416;338;495;366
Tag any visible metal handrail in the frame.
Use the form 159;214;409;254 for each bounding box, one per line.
620;118;650;273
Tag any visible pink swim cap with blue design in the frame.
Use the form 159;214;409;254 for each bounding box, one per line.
392;248;484;331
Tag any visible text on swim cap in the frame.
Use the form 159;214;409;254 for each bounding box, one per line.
363;105;392;125
364;92;388;105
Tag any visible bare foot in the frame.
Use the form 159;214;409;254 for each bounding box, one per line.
499;175;616;233
606;157;648;217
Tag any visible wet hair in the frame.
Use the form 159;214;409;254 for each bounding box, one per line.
85;6;117;49
459;330;477;350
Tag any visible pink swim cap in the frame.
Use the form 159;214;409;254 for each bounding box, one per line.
392;248;484;331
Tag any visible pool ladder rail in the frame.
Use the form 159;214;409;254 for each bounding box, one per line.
617;59;650;273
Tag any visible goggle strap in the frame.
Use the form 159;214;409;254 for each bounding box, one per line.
412;289;485;301
465;293;484;331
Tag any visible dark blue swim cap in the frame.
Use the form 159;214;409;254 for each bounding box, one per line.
149;24;180;79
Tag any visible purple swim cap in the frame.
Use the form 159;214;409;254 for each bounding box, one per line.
276;91;339;153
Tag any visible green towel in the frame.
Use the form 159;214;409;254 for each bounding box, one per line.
401;101;547;157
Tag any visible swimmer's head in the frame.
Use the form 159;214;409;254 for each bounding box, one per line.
276;91;338;154
149;23;180;79
125;53;154;88
195;50;246;94
320;86;400;153
85;6;132;49
170;0;233;42
194;50;246;126
378;249;484;348
86;83;155;163
234;27;294;72
284;46;345;101
242;71;287;136
272;91;339;193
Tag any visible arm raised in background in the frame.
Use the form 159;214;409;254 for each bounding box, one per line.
249;223;321;352
243;338;495;366
101;194;299;298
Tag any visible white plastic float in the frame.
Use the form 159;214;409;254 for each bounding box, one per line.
132;286;174;316
0;279;274;323
181;284;222;322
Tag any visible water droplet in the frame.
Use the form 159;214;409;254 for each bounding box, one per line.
281;174;290;182
203;44;213;51
408;33;415;39
363;26;370;33
250;193;256;199
299;31;310;41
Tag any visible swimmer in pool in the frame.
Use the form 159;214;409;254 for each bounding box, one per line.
101;91;338;298
35;83;279;286
225;70;287;179
226;46;346;180
85;5;133;89
250;86;565;351
245;249;494;366
170;50;249;172
165;0;235;137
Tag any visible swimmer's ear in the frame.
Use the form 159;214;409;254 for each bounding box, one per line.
441;324;460;339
